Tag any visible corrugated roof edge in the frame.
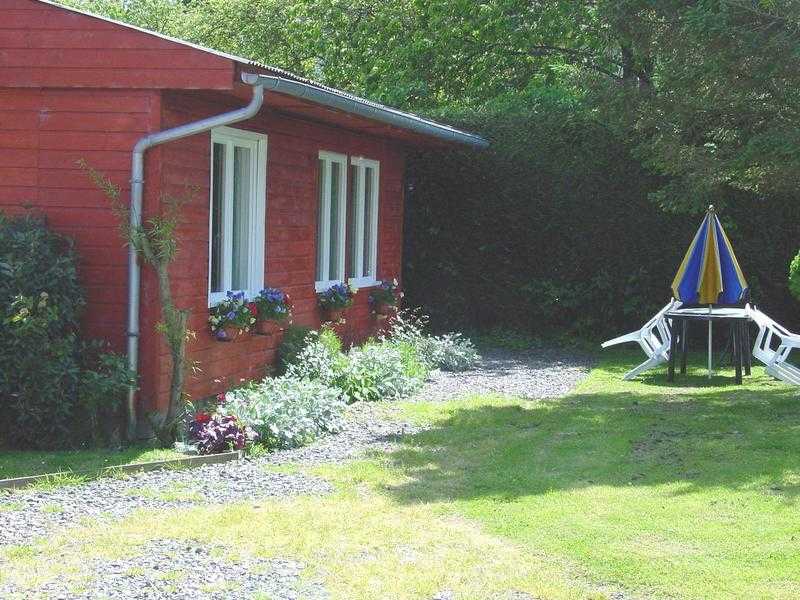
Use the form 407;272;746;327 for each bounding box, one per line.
33;0;488;148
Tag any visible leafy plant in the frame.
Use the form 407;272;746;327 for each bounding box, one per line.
284;329;347;389
187;411;257;455
82;163;193;443
78;342;138;447
277;325;313;374
368;279;402;308
254;287;293;322
0;214;84;449
208;291;257;337
790;250;800;303
317;282;357;311
220;376;345;449
340;342;424;402
383;309;479;372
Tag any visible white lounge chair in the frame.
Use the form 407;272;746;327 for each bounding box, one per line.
747;305;800;385
602;299;681;380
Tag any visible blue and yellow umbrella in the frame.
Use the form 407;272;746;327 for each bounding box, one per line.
671;205;748;305
671;205;748;376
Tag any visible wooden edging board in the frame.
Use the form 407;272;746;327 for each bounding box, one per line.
0;450;243;490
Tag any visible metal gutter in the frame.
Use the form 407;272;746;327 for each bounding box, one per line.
242;73;489;148
125;75;265;439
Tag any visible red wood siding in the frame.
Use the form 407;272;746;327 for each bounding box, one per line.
139;91;406;410
0;0;234;89
0;87;161;347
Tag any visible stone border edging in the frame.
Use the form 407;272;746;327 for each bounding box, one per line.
0;450;243;490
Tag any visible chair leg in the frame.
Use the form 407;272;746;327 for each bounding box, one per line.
744;321;752;376
680;320;688;375
668;317;677;382
733;322;742;385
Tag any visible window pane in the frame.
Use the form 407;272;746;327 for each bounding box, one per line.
231;145;252;290
329;161;342;281
349;165;359;278
363;167;374;278
210;142;225;293
316;159;326;281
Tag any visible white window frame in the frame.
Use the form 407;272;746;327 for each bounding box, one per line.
207;126;268;307
315;150;348;292
348;156;380;288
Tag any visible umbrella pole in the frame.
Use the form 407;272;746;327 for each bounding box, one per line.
708;304;713;378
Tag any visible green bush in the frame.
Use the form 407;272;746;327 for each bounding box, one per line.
221;376;345;449
405;89;800;338
77;342;138;447
0;214;85;449
284;329;348;389
340;342;424;402
383;310;480;372
790;250;800;303
0;213;132;449
277;325;313;373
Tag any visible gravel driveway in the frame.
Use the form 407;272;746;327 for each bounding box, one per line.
0;345;592;599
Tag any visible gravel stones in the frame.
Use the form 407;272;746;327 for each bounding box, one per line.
0;459;332;547
413;346;592;402
0;538;330;600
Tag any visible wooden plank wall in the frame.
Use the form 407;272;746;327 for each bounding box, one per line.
0;87;162;346
0;0;233;89
142;91;407;410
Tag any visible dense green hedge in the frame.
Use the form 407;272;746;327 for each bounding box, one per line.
0;213;133;449
404;91;800;340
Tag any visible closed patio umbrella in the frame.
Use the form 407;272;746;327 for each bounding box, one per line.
671;205;749;376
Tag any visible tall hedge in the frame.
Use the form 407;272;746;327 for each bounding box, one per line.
404;90;800;340
0;213;86;448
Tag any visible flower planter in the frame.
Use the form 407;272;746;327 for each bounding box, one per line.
374;302;396;316
255;319;283;336
215;325;247;342
323;308;345;322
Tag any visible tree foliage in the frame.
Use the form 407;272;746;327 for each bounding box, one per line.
63;0;800;213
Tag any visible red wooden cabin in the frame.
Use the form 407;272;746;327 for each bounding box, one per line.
0;0;486;422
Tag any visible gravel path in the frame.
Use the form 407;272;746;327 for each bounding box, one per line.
0;346;592;599
413;346;592;402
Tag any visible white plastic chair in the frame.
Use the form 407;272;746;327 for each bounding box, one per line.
602;299;681;380
747;305;800;385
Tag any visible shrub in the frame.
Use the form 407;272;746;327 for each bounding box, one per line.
406;92;800;337
790;250;800;303
277;325;313;373
77;342;138;446
220;376;345;449
428;333;480;372
187;411;257;454
283;328;347;387
0;214;84;449
384;309;480;372
340;342;424;402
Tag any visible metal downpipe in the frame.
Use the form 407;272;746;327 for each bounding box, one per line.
125;76;265;439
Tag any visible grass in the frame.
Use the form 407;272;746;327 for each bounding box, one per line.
2;350;799;598
0;446;183;480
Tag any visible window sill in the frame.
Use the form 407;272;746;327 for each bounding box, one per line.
348;277;379;290
208;290;259;308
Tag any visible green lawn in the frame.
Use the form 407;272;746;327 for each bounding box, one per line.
2;351;799;598
0;446;183;480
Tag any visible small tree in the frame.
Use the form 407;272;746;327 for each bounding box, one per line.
81;162;193;444
790;250;800;304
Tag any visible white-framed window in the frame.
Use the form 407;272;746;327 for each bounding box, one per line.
208;126;267;306
315;150;348;292
349;157;379;287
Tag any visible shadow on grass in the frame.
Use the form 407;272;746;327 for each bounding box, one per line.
385;366;800;505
